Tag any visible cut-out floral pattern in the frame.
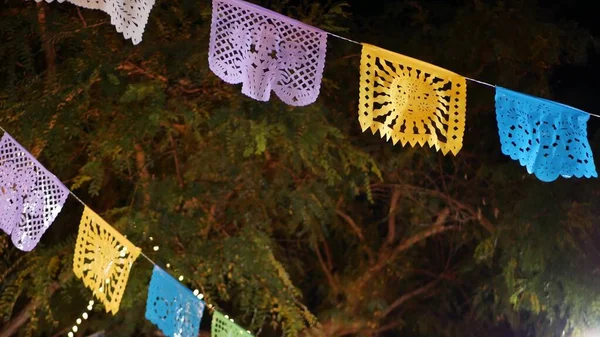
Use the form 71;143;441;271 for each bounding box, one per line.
0;133;68;251
209;0;328;106
495;87;597;182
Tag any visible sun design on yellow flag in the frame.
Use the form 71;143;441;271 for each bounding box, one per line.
358;44;467;155
73;206;141;315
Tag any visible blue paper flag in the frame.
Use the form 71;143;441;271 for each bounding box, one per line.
495;87;597;182
145;266;205;337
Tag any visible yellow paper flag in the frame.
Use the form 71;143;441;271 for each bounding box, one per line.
358;43;467;155
73;206;141;315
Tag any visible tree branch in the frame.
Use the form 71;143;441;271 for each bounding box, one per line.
0;277;66;337
76;7;87;27
50;326;70;337
0;301;36;337
354;208;454;291
385;208;452;266
117;61;168;83
373;183;495;234
335;209;375;261
134;143;151;208
386;187;401;245
116;61;231;97
368;319;405;335
37;2;55;86
322;239;334;271
315;243;339;294
381;278;441;317
335;209;365;242
167;131;184;187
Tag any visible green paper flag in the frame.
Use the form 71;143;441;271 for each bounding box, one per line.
212;310;253;337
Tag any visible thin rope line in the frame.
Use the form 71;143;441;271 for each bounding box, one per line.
325;31;361;45
64;184;158;267
0;127;159;267
324;32;600;119
587;112;600;119
0;1;595;328
0;127;231;330
68;190;89;208
465;76;495;88
140;251;158;266
0;129;158;267
64;182;159;266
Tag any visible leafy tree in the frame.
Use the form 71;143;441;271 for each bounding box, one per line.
1;1;599;337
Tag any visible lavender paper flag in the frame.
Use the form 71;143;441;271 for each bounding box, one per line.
34;0;156;45
0;133;69;251
209;0;328;106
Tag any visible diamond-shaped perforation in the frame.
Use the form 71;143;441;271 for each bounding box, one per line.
209;0;328;106
0;133;69;251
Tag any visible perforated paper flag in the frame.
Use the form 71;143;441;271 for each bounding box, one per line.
35;0;155;45
212;310;253;337
146;266;205;337
209;0;328;106
0;132;69;251
73;206;141;314
495;87;597;182
358;44;467;155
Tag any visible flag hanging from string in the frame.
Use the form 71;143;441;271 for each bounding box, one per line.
34;0;156;45
212;310;254;337
208;0;328;106
73;206;141;314
0;132;69;251
358;43;467;155
495;87;597;182
145;266;206;337
4;0;600;334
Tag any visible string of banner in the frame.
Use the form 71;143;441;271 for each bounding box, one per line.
203;0;598;183
4;0;599;336
36;0;597;183
0;125;243;337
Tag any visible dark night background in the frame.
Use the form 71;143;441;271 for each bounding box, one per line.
3;0;600;336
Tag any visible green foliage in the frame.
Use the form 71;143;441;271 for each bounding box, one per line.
1;1;599;337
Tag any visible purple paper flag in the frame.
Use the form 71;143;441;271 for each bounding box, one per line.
209;0;328;106
0;133;69;251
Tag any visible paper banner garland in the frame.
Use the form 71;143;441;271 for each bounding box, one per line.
0;132;69;251
145;266;206;337
34;0;156;45
358;43;467;155
73;206;141;314
208;0;328;106
495;87;597;182
1;0;600;333
212;310;253;337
